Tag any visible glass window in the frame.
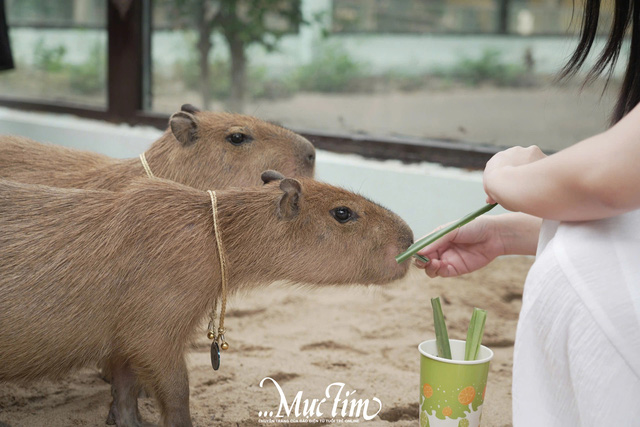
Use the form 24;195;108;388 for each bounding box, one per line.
149;0;620;152
332;0;498;34
332;0;615;36
0;0;107;107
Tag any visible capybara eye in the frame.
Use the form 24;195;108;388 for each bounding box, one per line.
331;207;354;223
227;133;248;145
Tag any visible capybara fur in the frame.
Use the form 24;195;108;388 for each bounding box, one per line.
0;174;412;426
0;104;315;191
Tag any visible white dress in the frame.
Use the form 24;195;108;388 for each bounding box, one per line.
512;209;640;426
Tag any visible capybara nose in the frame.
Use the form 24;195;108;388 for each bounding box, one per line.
304;145;316;167
400;228;414;251
299;138;316;168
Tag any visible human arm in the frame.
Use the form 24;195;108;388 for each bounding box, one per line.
484;102;640;221
415;212;541;278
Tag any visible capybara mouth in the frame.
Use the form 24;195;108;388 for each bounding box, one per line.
393;256;411;279
381;244;411;282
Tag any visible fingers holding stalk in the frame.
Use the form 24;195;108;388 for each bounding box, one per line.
421;259;462;278
413;224;461;270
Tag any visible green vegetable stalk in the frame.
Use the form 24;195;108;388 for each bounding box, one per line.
464;307;487;361
431;297;452;359
395;203;498;264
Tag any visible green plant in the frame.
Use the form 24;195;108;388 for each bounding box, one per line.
248;66;297;100
33;38;66;73
204;60;232;99
175;49;296;101
68;42;106;95
434;49;527;87
385;71;428;92
294;44;367;93
175;53;232;99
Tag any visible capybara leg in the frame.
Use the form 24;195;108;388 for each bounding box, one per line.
106;361;142;427
138;387;150;398
146;359;192;427
102;361;151;399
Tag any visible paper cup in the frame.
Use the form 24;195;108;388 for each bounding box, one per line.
419;339;493;427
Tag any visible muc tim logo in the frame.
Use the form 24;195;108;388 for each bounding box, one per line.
257;377;382;423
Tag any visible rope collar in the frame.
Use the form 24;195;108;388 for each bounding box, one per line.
207;190;229;370
140;152;229;369
139;152;155;179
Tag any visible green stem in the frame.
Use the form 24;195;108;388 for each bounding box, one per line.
431;297;452;359
464;307;487;361
396;203;498;264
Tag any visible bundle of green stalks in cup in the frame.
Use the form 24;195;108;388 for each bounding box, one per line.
419;298;492;426
431;297;487;361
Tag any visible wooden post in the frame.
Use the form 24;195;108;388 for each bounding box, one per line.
107;0;146;121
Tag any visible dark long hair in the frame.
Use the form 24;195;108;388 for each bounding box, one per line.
561;0;640;124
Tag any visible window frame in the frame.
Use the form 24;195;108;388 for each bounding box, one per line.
0;0;504;170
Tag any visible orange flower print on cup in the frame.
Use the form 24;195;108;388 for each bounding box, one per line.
458;386;476;405
423;383;433;398
442;406;453;417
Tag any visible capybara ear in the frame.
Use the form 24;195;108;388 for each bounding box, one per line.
181;104;200;114
170;111;198;146
261;170;285;185
278;178;302;220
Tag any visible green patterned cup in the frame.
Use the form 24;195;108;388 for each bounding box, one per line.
419;339;493;427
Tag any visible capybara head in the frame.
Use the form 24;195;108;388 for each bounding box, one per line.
150;104;315;189
219;171;413;286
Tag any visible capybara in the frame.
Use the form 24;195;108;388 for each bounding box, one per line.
0;104;316;191
0;173;413;426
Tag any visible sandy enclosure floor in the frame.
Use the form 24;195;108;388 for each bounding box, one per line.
0;256;533;427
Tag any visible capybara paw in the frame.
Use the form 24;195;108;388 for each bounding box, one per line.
106;405;116;425
106;401;143;427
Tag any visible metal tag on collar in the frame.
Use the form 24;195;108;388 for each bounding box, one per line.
211;341;221;371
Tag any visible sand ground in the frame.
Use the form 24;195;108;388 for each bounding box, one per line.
0;256;533;427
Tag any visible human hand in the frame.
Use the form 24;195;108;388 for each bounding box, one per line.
483;145;546;205
414;216;505;278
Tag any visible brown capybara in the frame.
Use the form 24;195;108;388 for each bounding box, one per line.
0;173;413;427
0;104;316;191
